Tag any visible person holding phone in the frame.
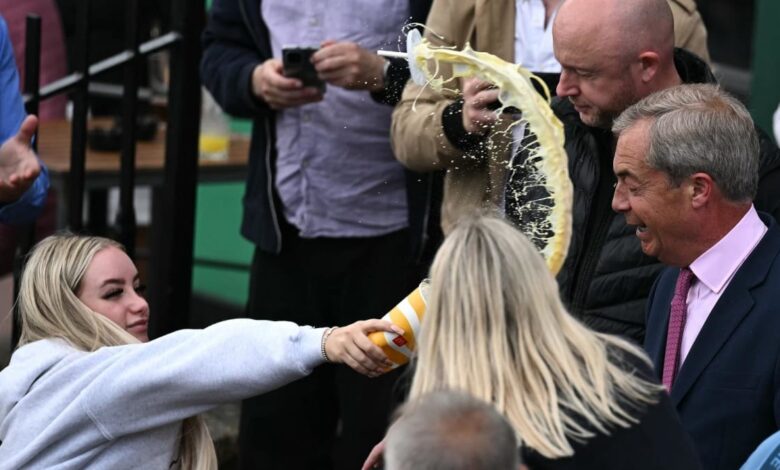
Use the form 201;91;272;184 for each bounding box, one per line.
200;1;435;469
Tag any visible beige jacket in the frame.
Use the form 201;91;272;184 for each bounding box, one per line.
670;0;710;63
391;0;709;232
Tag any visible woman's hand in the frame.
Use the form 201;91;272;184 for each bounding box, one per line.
361;439;386;470
324;320;403;377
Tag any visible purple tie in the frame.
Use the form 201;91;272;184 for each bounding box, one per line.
662;268;695;391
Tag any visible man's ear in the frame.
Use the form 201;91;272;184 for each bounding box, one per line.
637;51;660;84
689;172;714;209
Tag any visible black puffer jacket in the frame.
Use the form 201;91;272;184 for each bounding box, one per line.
507;49;780;342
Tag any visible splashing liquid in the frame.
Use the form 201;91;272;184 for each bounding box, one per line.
406;28;572;275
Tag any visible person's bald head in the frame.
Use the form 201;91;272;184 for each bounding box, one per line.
556;0;674;60
553;0;681;128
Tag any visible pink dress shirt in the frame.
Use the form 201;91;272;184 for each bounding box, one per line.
680;206;767;366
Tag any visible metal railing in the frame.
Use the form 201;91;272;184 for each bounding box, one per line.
12;0;205;346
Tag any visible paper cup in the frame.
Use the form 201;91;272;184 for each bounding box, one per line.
370;280;429;369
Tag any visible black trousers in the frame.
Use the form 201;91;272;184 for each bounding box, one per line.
238;223;417;470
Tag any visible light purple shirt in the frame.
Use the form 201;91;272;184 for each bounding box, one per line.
261;1;410;238
680;206;767;366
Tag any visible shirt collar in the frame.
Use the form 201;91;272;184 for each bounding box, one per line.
689;205;767;294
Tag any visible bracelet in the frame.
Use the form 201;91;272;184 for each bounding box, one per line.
321;327;338;363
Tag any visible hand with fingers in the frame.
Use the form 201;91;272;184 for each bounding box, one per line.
361;439;386;470
0;115;41;204
461;77;501;134
251;58;324;110
312;40;386;92
324;319;403;377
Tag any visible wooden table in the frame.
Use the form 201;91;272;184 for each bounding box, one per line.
37;119;250;227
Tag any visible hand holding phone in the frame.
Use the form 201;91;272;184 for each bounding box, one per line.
312;41;386;91
251;58;323;110
282;46;326;93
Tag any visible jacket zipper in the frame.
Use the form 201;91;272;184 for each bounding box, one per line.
239;0;282;253
263;118;282;253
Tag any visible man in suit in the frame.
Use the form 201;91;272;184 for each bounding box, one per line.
611;83;780;470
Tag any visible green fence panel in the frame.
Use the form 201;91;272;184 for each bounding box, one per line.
192;181;253;306
750;0;780;144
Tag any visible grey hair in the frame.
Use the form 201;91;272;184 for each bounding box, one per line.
613;83;759;203
384;391;520;470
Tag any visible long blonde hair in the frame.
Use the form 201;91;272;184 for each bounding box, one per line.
409;215;662;458
18;234;217;470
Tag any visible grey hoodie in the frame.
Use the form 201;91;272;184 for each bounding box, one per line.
0;319;325;469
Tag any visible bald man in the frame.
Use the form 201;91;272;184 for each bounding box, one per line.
390;0;709;238
503;0;780;342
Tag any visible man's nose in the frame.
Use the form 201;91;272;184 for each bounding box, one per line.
611;182;629;213
556;69;577;97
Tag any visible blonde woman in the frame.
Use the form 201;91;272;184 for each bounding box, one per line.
366;214;701;469
0;234;401;470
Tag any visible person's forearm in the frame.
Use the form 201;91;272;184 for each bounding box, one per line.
391;82;479;172
200;0;274;117
81;319;325;437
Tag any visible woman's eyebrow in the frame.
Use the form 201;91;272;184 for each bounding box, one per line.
99;278;125;288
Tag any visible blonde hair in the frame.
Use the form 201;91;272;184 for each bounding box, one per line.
18;234;217;470
409;214;662;458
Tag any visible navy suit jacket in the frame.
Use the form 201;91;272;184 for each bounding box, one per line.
645;213;780;470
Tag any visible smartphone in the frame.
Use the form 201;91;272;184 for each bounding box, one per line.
282;46;326;93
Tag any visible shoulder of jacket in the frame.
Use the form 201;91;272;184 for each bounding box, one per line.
667;0;698;15
423;0;475;46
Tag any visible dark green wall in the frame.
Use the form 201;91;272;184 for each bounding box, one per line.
191;120;253;306
750;0;780;143
192;179;253;305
